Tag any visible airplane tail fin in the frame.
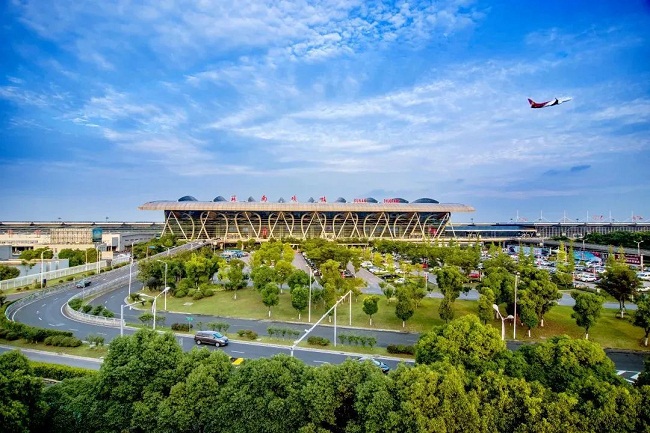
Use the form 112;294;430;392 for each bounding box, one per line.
528;98;535;106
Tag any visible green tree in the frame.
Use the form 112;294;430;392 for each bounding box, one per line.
291;285;309;320
518;290;539;337
362;295;379;325
139;312;154;327
439;297;454;323
0;264;20;280
0;350;46;433
261;282;280;317
597;257;642;318
415;315;506;373
379;281;396;304
395;288;414;328
571;291;604;340
287;269;310;292
477;287;495;325
274;259;294;293
251;265;277;291
221;259;246;299
633;294;650;346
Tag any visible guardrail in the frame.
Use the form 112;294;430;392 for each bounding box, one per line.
0;261;108;291
6;241;205;325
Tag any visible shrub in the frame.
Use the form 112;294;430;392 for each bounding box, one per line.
86;334;105;347
91;305;104;316
202;288;214;297
268;327;300;339
58;279;64;284
236;329;258;340
82;305;93;314
171;323;193;332
101;309;114;318
30;361;97;380
192;291;204;301
66;276;74;281
387;344;415;355
307;336;330;346
174;290;187;298
208;322;230;333
68;298;83;311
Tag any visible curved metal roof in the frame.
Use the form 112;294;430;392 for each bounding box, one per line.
139;200;475;213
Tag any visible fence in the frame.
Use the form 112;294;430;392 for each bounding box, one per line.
0;261;107;291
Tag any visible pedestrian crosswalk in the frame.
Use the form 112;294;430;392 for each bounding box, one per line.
617;370;640;383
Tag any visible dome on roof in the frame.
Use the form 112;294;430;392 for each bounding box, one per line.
308;197;315;203
278;197;286;203
412;198;439;204
213;196;227;202
365;197;378;203
247;196;256;202
179;196;198;202
335;197;347;203
390;198;409;203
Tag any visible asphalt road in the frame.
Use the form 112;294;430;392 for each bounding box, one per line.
5;248;648;376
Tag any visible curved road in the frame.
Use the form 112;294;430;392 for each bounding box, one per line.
6;248;648;375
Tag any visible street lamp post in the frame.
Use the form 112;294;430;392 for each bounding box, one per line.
151;288;169;330
40;250;45;289
156;260;168;311
493;304;505;341
513;273;519;340
128;253;134;297
120;299;144;337
308;268;312;323
636;241;644;272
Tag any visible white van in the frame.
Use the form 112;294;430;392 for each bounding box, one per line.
637;272;650;281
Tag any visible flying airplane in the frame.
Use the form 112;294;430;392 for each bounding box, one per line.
528;97;572;108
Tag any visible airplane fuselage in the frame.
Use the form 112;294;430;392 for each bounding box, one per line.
528;97;572;108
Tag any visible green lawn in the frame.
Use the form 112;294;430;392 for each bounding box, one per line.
139;286;650;351
0;339;108;359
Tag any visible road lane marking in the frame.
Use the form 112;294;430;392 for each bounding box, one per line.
38;317;42;320
230;350;245;354
313;360;329;364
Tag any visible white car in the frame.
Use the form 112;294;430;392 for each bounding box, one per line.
360;261;373;268
638;272;650;281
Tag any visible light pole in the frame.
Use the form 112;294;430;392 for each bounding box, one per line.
156;260;168;311
493;304;505;341
128;253;134;297
308;268;312;323
120;299;144;336
40;250;45;289
513;272;519;340
636;240;644;272
143;288;169;330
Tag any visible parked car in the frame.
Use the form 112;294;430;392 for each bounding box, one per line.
356;356;390;374
194;330;229;346
75;279;91;288
638;272;650;281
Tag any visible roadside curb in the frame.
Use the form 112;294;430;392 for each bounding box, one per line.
0;343;103;364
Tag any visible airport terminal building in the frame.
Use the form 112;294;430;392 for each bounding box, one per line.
139;195;475;243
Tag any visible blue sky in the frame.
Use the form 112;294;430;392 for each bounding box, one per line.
1;0;649;223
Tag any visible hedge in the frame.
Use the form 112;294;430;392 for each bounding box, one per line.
236;329;258;340
44;335;83;347
386;344;415;355
30;361;97;381
307;336;330;346
338;333;377;348
267;327;300;339
171;323;193;332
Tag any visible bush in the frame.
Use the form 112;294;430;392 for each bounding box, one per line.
68;298;83;311
171;323;193;332
91;305;104;316
82;305;93;314
208;322;230;333
101;309;114;318
387;344;415;355
30;361;97;380
192;291;204;301
202;288;214;297
307;336;330;346
268;327;300;339
174;290;187;298
236;329;258;340
86;334;105;347
66;276;74;281
44;335;81;347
